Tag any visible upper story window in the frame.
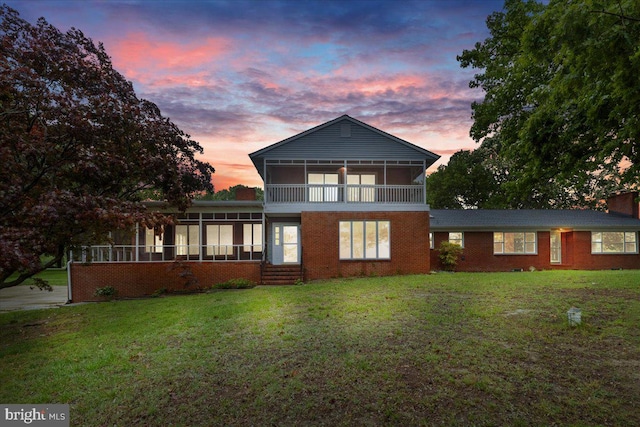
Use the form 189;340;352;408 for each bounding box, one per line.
308;173;338;202
347;173;376;202
493;232;536;254
591;231;637;254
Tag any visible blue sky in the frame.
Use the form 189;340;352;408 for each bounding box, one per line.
8;0;505;190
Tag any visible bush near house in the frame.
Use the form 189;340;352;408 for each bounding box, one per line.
438;241;463;271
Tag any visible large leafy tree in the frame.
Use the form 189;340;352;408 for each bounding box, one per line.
0;6;214;288
426;147;508;209
458;0;640;207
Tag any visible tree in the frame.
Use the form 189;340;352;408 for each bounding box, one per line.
0;6;215;289
196;185;264;201
458;0;640;207
426;147;508;209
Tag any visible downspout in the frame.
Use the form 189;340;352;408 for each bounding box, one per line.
66;259;73;304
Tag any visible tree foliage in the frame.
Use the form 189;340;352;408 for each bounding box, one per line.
196;185;264;201
426;147;508;209
0;6;214;288
458;0;640;207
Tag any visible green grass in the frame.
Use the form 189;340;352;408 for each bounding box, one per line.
1;270;639;426
7;269;69;287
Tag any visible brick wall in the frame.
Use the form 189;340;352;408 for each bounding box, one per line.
607;191;639;219
301;211;430;280
430;231;640;271
70;261;261;302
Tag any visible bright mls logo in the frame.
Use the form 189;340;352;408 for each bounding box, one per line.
1;405;69;427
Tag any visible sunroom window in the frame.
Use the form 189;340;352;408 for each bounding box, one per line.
176;225;200;256
206;224;233;256
591;231;637;254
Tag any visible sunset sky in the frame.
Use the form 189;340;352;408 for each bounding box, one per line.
9;0;504;191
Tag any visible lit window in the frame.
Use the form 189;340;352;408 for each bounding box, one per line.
448;232;464;248
308;173;339;202
429;232;434;249
145;228;162;253
340;220;390;260
243;223;263;252
176;225;200;256
347;174;376;202
206;224;233;256
493;232;537;254
591;232;637;254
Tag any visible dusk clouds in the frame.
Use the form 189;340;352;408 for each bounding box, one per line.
9;0;504;190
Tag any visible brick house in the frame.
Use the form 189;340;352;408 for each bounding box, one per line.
69;115;640;302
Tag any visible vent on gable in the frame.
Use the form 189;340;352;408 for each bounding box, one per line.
340;123;351;137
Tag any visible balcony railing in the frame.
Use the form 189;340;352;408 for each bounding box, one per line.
70;244;263;263
265;184;425;204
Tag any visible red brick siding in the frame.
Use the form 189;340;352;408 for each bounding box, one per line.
607;192;639;219
430;231;640;271
301;211;430;280
70;261;261;302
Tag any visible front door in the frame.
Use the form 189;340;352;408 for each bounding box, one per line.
550;231;562;264
272;223;300;264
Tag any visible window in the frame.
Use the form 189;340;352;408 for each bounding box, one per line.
347;173;376;202
591;232;637;254
308;173;339;202
243;223;262;252
494;232;537;254
176;225;200;256
339;220;390;260
206;224;233;256
145;228;163;253
429;232;434;249
448;232;464;248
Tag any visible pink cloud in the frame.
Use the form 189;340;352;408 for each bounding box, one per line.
108;32;232;77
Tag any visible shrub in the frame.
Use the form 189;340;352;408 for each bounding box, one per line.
438;241;463;271
94;286;117;299
212;278;256;290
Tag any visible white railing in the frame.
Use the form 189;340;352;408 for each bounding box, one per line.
266;184;424;204
70;244;263;263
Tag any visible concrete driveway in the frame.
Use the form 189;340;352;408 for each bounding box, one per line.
0;285;69;312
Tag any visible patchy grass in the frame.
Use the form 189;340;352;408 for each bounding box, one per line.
1;270;639;426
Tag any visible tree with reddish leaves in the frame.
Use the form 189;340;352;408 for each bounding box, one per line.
0;6;214;289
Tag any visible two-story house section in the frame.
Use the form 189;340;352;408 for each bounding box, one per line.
249;115;440;281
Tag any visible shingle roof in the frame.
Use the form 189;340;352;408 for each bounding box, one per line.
430;209;640;230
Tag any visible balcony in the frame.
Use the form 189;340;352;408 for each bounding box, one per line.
264;184;427;212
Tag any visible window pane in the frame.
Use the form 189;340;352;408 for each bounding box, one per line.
603;232;624;253
176;225;188;256
253;224;263;252
189;225;200;255
525;242;536;253
352;221;364;259
365;221;377;259
493;232;504;243
378;221;390;258
220;225;233;255
494;242;504;254
339;221;351;259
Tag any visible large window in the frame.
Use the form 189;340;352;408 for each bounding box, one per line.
308;173;339;202
243;223;262;252
176;225;200;256
339;220;390;260
145;228;163;253
591;232;637;254
448;232;464;248
206;224;233;256
493;232;536;254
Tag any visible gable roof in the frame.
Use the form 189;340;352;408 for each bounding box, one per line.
430;209;640;231
249;115;440;179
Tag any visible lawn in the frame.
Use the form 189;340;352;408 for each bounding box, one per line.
1;270;639;426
